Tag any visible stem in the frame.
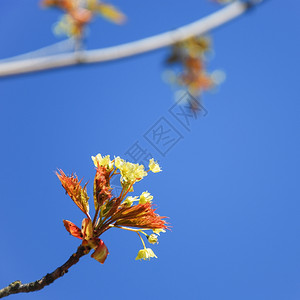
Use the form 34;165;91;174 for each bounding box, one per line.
0;244;90;299
0;1;263;78
120;182;135;201
109;168;119;180
113;225;148;236
137;232;146;249
111;225;149;247
92;205;101;228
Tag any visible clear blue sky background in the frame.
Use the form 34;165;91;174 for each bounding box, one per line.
1;1;300;299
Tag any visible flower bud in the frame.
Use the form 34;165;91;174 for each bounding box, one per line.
147;234;158;244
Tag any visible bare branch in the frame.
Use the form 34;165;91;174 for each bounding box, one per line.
0;245;90;298
0;1;262;78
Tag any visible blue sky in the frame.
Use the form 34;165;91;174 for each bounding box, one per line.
1;1;300;299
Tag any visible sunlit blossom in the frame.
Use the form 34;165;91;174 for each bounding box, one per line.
135;248;157;261
147;234;158;244
57;153;168;263
92;154;114;170
139;191;153;204
149;158;162;173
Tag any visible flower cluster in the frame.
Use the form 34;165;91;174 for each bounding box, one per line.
165;36;224;111
56;154;168;263
42;0;126;38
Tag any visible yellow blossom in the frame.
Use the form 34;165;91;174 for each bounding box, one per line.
124;162;147;182
123;196;138;207
58;152;168;265
153;228;166;235
116;159;147;185
135;248;157;261
53;15;77;37
92;154;114;170
139;191;153;204
149;158;162;173
114;156;125;169
147;234;158;244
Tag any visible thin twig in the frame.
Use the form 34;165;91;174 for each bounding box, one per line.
0;1;262;78
0;245;90;298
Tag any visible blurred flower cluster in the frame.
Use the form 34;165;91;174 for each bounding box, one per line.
42;0;126;37
56;154;168;263
165;36;225;111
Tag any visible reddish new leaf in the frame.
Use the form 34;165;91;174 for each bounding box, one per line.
63;220;83;239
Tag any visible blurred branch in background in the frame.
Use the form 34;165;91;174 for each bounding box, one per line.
0;1;263;78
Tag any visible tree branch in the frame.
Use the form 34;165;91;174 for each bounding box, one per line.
0;245;90;298
0;1;263;78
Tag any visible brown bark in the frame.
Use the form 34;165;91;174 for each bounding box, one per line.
0;245;90;298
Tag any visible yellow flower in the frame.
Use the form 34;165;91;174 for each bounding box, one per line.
153;228;166;235
92;154;114;170
147;234;158;244
125;162;147;182
132;163;148;180
53;15;77;37
123;196;138;207
58;153;169;265
149;158;162;173
139;191;153;204
116;159;147;185
135;248;157;261
114;156;125;169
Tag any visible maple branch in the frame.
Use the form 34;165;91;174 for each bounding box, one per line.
0;0;263;78
0;245;90;298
